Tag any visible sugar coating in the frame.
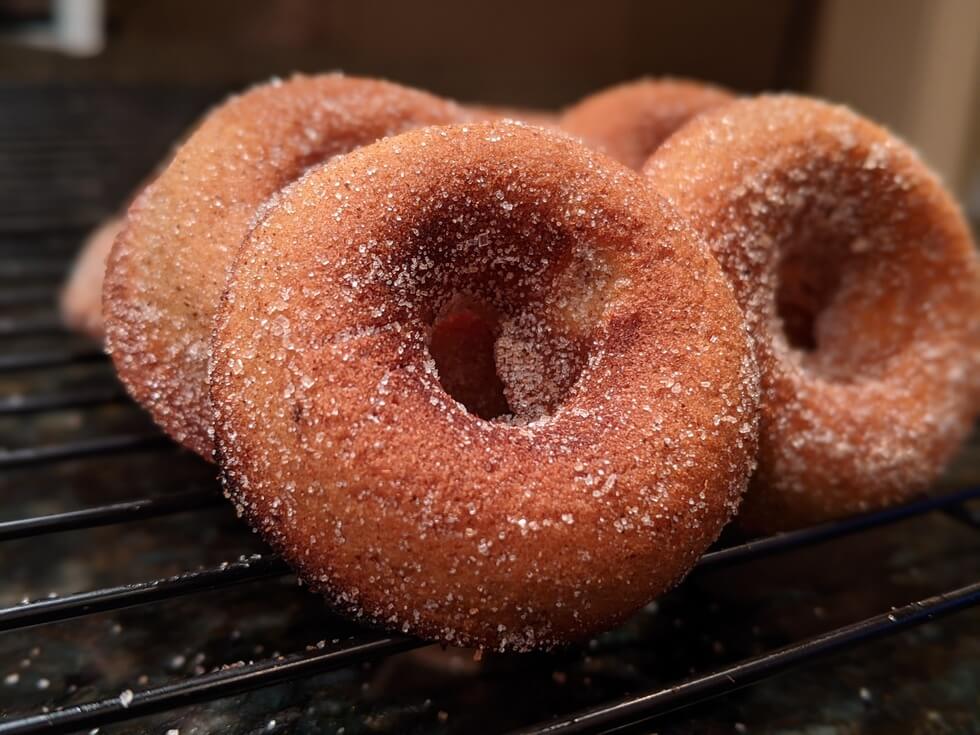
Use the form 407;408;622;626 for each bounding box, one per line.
209;121;760;651
560;77;736;171
103;73;468;458
645;94;980;532
61;216;123;341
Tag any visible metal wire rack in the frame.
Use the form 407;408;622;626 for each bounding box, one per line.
1;85;978;735
2;255;979;735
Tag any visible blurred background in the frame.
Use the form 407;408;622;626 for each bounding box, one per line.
1;0;979;209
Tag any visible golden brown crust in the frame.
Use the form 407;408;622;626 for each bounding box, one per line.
60;217;123;341
103;74;468;458
560;78;735;170
645;95;980;532
210;122;759;650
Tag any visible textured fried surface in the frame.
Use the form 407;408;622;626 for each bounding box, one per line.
560;78;734;170
103;74;467;458
646;95;980;532
61;217;123;341
210;122;759;650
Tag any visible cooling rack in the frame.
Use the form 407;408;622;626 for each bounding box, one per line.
0;85;978;735
2;314;979;734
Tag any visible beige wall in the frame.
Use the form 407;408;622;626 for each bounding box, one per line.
0;0;807;106
810;0;980;196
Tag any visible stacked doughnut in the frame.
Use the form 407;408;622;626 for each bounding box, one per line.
73;73;979;651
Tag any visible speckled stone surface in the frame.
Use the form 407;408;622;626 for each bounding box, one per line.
0;86;977;735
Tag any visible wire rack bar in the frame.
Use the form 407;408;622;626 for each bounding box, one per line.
0;490;222;542
0;434;171;469
0;289;57;307
0;349;105;373
697;484;980;570
943;503;980;530
1;488;975;635
0;555;290;633
0;263;67;280
0;636;423;735
0;387;127;416
0;316;65;338
513;581;980;735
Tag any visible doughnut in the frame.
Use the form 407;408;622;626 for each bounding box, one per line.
210;121;760;650
560;78;735;170
644;95;980;532
103;74;467;458
60;216;123;341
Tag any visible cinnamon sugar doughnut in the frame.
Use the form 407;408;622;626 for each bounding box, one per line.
560;78;735;170
645;95;980;532
210;121;759;650
104;74;467;458
60;217;123;341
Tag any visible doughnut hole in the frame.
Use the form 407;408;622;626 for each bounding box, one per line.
775;244;843;352
428;295;510;420
403;220;615;424
493;309;593;421
426;291;593;423
771;204;931;384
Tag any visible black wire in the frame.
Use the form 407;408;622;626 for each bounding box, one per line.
0;316;65;338
0;387;127;416
0;489;222;541
698;485;980;570
0;555;291;633
0;434;171;469
0;288;57;307
0;349;105;373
